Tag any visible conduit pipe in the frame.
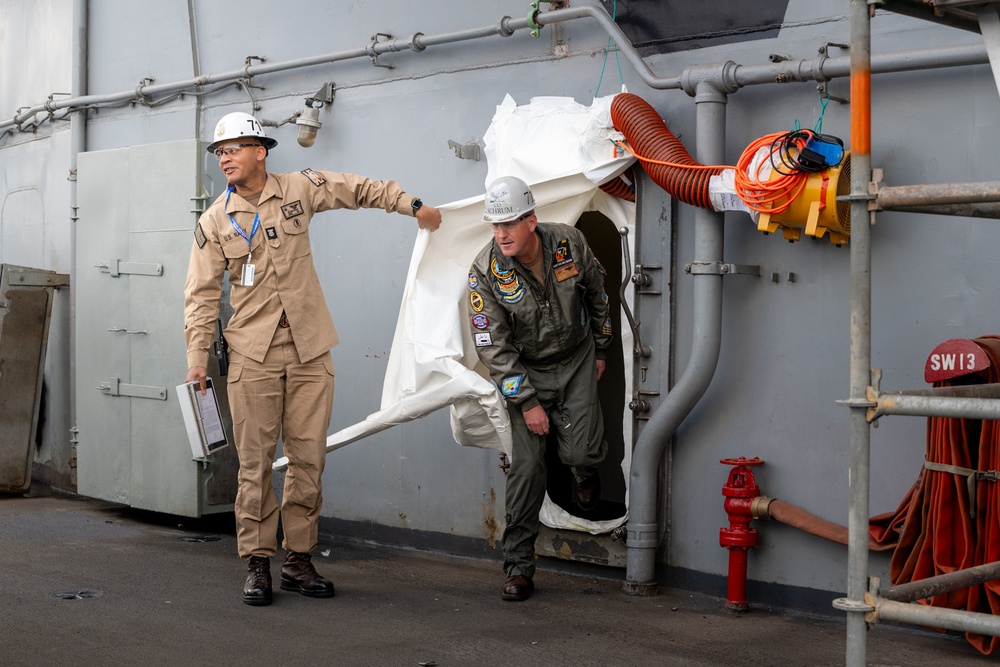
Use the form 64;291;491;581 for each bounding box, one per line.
1;4;995;136
624;73;732;595
67;0;88;484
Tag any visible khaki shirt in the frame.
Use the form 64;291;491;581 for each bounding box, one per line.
184;169;417;368
467;222;612;411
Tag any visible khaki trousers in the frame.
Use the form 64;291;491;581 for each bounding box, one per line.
227;325;335;559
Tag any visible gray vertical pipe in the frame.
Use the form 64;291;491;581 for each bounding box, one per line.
625;73;730;593
187;0;203;138
68;0;88;481
844;0;873;665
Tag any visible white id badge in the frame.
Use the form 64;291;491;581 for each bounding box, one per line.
241;263;255;286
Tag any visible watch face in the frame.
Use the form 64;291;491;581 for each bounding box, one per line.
412;199;423;212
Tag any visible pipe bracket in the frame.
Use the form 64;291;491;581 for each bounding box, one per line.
625;522;658;549
832;596;875;613
367;33;395;69
685;261;761;276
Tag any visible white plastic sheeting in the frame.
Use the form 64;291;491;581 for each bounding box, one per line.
275;95;636;534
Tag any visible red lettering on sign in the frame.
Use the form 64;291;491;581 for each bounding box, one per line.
924;339;991;383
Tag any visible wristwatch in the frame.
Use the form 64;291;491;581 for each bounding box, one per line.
411;198;423;215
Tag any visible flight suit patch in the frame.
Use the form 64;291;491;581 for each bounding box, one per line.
301;168;326;186
194;223;207;248
602;316;613;335
472;314;489;329
468;273;479;290
501;374;524;396
554;262;579;282
265;226;278;240
281;200;304;219
491;257;525;304
474;332;492;347
469;291;484;312
552;238;578;282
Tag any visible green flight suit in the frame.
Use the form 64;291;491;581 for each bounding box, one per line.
468;222;612;579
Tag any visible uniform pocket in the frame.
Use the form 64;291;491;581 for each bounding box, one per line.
227;355;245;425
280;217;312;259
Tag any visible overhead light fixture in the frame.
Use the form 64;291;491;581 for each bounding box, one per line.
295;83;335;148
296;100;323;148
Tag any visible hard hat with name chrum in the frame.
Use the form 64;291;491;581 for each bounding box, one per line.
483;176;535;223
206;112;277;153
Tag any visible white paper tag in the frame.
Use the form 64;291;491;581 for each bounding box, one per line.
241;263;255;286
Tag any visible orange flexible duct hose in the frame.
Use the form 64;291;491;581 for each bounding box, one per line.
610;93;722;210
599;165;637;202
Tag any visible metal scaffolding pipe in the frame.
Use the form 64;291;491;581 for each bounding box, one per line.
877;181;1000;208
868;393;1000;421
841;2;874;665
877;383;1000;398
879;561;1000;603
867;595;1000;636
889;203;1000;219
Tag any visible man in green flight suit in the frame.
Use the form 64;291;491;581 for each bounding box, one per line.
467;176;612;601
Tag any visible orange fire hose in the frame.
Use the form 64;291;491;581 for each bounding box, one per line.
878;335;1000;655
758;498;893;552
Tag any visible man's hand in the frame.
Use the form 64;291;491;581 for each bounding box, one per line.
416;204;442;232
186;366;209;395
522;404;549;436
596;359;606;381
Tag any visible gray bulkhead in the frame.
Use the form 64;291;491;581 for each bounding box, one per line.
1;0;997;614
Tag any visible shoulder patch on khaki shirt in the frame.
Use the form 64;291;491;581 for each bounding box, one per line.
194;223;207;248
281;200;304;219
301;169;326;186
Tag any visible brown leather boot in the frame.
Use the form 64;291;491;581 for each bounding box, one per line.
280;551;335;598
243;556;272;606
575;474;601;511
501;575;534;602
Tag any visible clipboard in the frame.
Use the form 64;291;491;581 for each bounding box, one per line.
176;377;230;460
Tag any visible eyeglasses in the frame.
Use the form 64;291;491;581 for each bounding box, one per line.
491;211;534;231
214;143;261;158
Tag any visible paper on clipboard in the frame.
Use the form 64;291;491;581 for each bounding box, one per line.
176;378;230;460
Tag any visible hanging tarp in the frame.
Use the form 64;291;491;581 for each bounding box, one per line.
274;95;635;534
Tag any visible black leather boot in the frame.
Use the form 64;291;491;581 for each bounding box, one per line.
280;551;335;598
243;556;272;606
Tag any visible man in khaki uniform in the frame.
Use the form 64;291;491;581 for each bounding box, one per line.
184;112;441;606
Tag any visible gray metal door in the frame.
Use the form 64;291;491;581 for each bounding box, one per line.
76;139;236;516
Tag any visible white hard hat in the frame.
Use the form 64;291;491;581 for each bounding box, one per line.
483;176;535;224
206;112;277;153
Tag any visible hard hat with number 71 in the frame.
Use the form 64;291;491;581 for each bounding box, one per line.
207;111;277;153
483;176;535;224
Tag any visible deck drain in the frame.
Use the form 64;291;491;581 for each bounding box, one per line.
179;535;222;543
55;589;103;600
